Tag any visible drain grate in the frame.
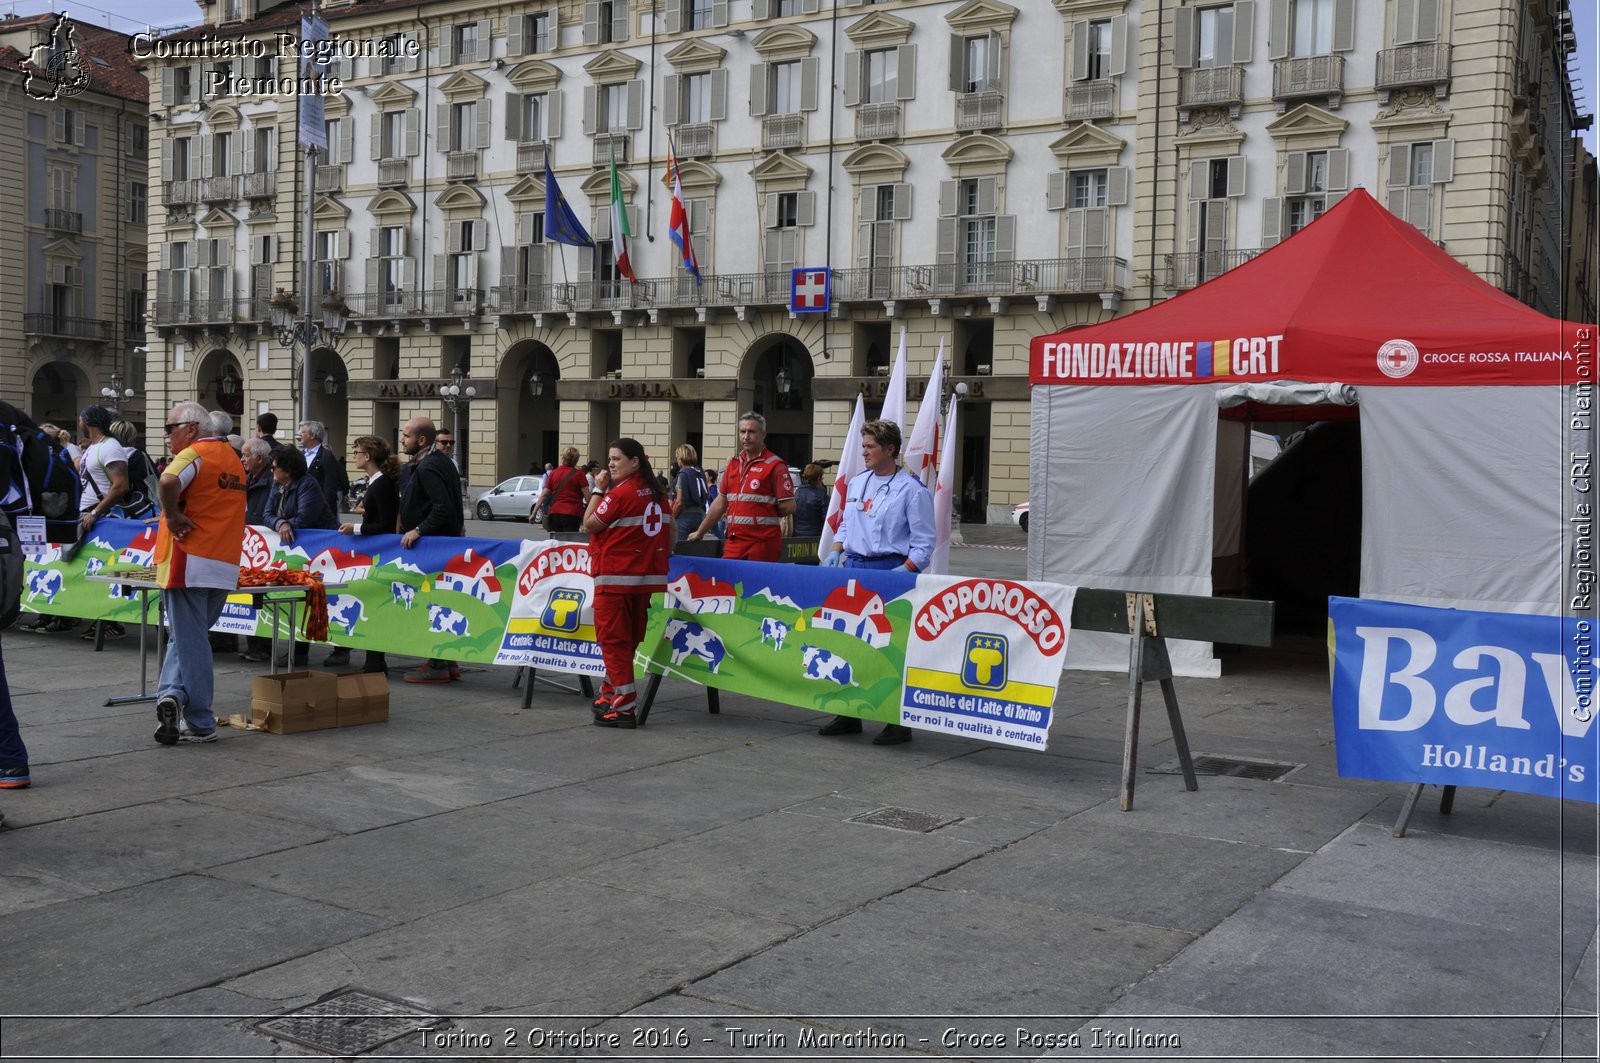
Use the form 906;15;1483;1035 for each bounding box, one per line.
849;806;961;833
253;989;444;1056
1183;754;1301;781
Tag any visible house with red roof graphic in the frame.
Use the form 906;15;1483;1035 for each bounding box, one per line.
120;526;158;567
306;547;374;585
665;572;736;614
437;549;502;603
811;579;892;648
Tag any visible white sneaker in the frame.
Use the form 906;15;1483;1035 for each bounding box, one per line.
176;721;218;744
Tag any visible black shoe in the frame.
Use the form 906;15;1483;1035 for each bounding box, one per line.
323;648;351;668
818;716;863;736
154;695;180;746
872;724;913;746
593;708;637;729
362;653;388;674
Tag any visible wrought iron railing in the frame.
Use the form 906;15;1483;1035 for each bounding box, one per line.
955;89;1004;131
152;298;242;326
23;313;111;340
44;208;82;233
446;151;479;181
199;176;236;202
761;113;804;151
161;180;198;206
1165;248;1262;291
593;132;630;166
240;172;277;197
1178;65;1245;110
1376;42;1451;95
515;140;549;174
1272;54;1344;104
377;159;408;187
855;102;900;140
314;164;343;191
1064;79;1115;121
421;287;483;314
674;122;714;158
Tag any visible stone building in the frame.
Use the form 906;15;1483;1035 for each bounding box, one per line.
136;0;1588;519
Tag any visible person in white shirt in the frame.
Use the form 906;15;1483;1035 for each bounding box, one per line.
74;404;130;639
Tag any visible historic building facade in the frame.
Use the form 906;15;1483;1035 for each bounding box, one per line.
135;0;1588;519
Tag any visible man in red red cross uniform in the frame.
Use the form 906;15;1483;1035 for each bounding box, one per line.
687;411;795;562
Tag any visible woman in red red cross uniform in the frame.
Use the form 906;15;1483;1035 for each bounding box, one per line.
584;437;674;728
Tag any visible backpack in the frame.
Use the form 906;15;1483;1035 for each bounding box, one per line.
121;447;160;518
680;465;707;509
16;429;80;522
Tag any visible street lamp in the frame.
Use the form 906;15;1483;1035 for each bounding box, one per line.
440;363;477;483
527;371;545;398
100;368;134;402
269;287;350;421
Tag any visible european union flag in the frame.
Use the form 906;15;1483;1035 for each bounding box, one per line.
543;156;593;248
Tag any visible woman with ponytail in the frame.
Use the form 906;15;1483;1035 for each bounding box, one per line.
583;438;673;728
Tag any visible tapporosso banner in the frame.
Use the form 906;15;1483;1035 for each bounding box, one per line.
1329;597;1597;804
641;559;1076;749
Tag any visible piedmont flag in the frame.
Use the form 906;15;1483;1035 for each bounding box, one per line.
663;134;700;283
818;394;866;560
904;337;945;486
880;326;909;432
928;392;960;574
609;146;636;283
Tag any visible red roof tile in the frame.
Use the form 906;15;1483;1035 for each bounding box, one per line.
0;14;149;104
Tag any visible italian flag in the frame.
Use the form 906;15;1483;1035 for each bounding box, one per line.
609;147;636;283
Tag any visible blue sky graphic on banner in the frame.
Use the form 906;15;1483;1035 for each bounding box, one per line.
1330;597;1598;804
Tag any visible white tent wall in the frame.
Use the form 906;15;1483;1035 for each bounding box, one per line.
1029;385;1222;677
1359;386;1567;615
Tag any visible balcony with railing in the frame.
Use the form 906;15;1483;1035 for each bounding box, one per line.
855;102;901;140
674;122;715;159
44;207;82;233
422;287;483;315
152;297;242;326
762;113;804;151
125;318;147;343
1064;79;1116;121
515;140;549;174
314;164;344;191
1178;65;1245;116
592;132;630;167
1272;54;1344;110
199;176;236;202
23;313;112;341
240;171;277;198
345;288;425;317
377;159;408;188
162;179;199;206
1376;42;1451;103
955;90;1004;131
446;151;479;182
1165;248;1262;291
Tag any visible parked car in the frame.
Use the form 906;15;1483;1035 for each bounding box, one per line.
1012;501;1029;532
474;475;544;521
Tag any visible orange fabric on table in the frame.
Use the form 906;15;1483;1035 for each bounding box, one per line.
236;567;329;643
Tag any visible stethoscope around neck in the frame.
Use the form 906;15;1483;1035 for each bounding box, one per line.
853;467;900;510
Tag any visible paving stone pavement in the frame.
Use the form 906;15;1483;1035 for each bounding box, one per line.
0;537;1593;1061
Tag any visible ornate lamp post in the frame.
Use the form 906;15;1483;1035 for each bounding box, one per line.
269;287;350;422
100;368;134;403
440;363;477;488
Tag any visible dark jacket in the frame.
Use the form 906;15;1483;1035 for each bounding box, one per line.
398;449;463;538
793;483;828;537
306;447;345;514
357;471;400;536
244;468;273;526
269;473;339;531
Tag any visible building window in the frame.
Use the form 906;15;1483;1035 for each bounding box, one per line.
774;191;799;228
251;127;273;171
527;12;555;51
449;101;479;151
173;66;194;103
127;277;146;331
1287;150;1327;234
1086;20;1112;80
1387;140;1452;237
1071;170;1107;209
772;0;797;14
128;182;147;223
682;72;712;123
380;34;408;74
865;47;898;103
686;0;714;30
253;55;274;80
378;225;408;303
171;137;192;181
212;132;232;176
126;121;148;157
453;22;479;63
599;83;628;133
771;60;803;114
49;165;76;212
1292;0;1336;55
597;0;620;43
519;93;547;141
54;107;81;145
314;230;342;295
221;0;242;21
381;111;406;159
1193;4;1235;68
960;35;991;93
959;179;997;278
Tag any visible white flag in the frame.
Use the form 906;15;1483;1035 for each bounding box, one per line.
880;326;909;432
818;394;866;559
904;337;944;486
929;394;960;574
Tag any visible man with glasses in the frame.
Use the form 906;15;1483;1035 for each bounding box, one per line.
152;402;248;745
397;417;465;683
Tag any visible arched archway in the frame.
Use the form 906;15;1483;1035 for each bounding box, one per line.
192;348;246;435
739;333;814;464
307;346;350;456
29;361;85;428
497;341;561;481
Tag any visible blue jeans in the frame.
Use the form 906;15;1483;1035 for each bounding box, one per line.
676;511;704;539
0;639;28;770
157;587;230;733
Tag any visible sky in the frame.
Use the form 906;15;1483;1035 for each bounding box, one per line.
9;0;1597;153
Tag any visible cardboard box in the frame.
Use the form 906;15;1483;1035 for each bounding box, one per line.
335;672;390;727
251;671;341;734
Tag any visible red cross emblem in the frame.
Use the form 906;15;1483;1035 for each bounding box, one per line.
642;501;666;537
790;268;830;313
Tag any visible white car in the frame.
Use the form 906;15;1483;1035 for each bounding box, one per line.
474;475;544;521
1012;501;1029;532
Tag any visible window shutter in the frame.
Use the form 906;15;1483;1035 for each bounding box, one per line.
436;104;451;148
749;63;769;116
161;68;175;105
936;218;957;264
1107;166;1129;205
1228;1;1254;63
711;69;728;121
368;257;381;296
1065;207;1085;256
1188;160;1207;200
626;79;645;129
339;119;353;164
544;8;561;51
476;19;491;61
1432;139;1454;183
896;44;917;100
1387;146;1409;189
1406;187;1430;231
440;26;455;66
1327;148;1349;191
1084;207;1108;257
157;269;171;306
399;257;414;290
663;2;680;34
1173;7;1195;69
843;52;861;106
762;193;779;229
1226;156;1246;197
447;224;462;254
1267;0;1289;60
939;179;957;217
583;84;598;134
949;33;966;92
162;143;174;181
405;109;421;156
579;242;593;278
1394;0;1417;44
857;221;874;269
977;176;997;214
691;199;708;234
796;191;815;226
662;74;683;124
54;108;66;143
1069;20;1089;81
501;246;518;291
1284;151;1307;195
762;230;782;272
752;0;769;17
610;0;629;43
985;30;1004;91
1332;0;1355;52
1109;16;1129;77
370;113;383;159
548;90;564;139
712;0;728;29
404;33;420;72
594;208;610;240
1204;200;1228;255
369;228;380;258
627;205;639;235
583;1;600;45
858;187;877;222
463;254;478;291
509;14;525;55
1416;0;1440;43
199;134;213;177
801;0;820;12
800;57;820;110
476;99;491;150
1261;197;1282;246
506;92;523;139
1046;171;1067;211
241;132;255;172
892;183;912;219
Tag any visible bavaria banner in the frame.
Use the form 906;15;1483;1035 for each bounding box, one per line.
641;559;1075;749
1329;596;1597;804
